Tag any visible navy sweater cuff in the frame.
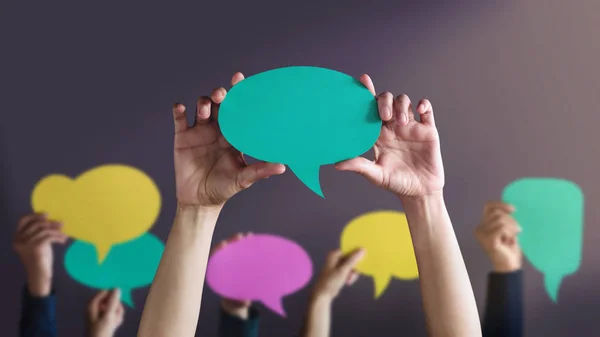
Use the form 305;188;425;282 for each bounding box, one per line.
218;306;260;337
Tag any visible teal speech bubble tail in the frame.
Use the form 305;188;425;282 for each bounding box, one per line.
121;288;134;308
289;165;324;198
544;274;563;303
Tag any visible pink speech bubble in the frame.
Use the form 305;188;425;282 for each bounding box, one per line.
206;234;313;316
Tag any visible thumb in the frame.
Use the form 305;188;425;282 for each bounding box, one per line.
106;289;121;313
335;157;382;183
237;162;286;189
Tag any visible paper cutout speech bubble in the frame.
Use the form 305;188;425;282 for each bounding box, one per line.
502;177;584;302
64;232;164;307
340;210;418;298
219;66;381;198
31;164;161;263
206;234;313;316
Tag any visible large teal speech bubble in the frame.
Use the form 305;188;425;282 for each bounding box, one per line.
502;177;584;302
219;66;381;198
64;233;164;307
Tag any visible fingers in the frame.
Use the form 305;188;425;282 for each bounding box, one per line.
210;87;227;121
211;232;252;254
172;103;188;133
195;96;212;124
210;241;227;255
17;213;46;232
359;74;376;96
339;248;366;274
393;94;413;126
231;72;245;86
476;211;522;244
334;157;382;183
326;249;343;268
416;98;435;127
237;162;286;190
28;226;67;245
483;201;515;218
88;290;109;320
19;219;53;240
377;92;394;121
346;271;359;286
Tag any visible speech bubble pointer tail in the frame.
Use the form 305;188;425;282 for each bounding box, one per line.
289;165;324;198
95;243;112;265
373;274;392;299
261;296;286;317
544;274;563;303
121;289;134;308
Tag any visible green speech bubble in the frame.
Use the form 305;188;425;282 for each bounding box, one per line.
219;66;381;198
502;177;584;302
64;233;164;307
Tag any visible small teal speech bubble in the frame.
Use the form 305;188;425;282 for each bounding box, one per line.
502;177;584;302
219;66;381;197
64;233;164;307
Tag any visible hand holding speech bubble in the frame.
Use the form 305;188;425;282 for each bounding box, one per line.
31;164;161;263
340;211;418;298
64;232;164;307
218;66;381;198
502;177;584;302
206;234;313;317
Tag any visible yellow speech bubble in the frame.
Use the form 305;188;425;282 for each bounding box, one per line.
340;210;418;298
31;164;161;263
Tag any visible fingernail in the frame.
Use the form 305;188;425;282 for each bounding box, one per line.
417;103;424;112
400;112;408;124
382;106;391;120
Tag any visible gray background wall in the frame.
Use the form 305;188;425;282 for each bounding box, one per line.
1;0;599;336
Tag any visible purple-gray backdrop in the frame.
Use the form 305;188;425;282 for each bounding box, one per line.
2;0;599;336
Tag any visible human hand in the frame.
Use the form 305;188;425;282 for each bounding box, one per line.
311;248;365;301
87;289;125;337
475;202;523;273
211;232;253;319
172;73;285;209
12;213;67;296
335;75;444;201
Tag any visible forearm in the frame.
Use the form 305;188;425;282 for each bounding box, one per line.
300;294;332;337
402;193;481;337
138;205;220;337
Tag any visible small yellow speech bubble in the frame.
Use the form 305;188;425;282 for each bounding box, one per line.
31;164;161;263
340;210;418;298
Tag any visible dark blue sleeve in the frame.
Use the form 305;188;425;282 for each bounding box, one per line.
482;270;523;337
19;286;57;337
218;306;260;337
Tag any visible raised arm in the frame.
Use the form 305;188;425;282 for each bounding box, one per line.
13;213;67;337
475;202;523;337
138;73;285;337
300;249;364;337
336;75;481;337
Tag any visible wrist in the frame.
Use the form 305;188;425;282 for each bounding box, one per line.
492;263;522;273
310;291;334;306
26;274;52;297
400;191;452;250
174;204;221;228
